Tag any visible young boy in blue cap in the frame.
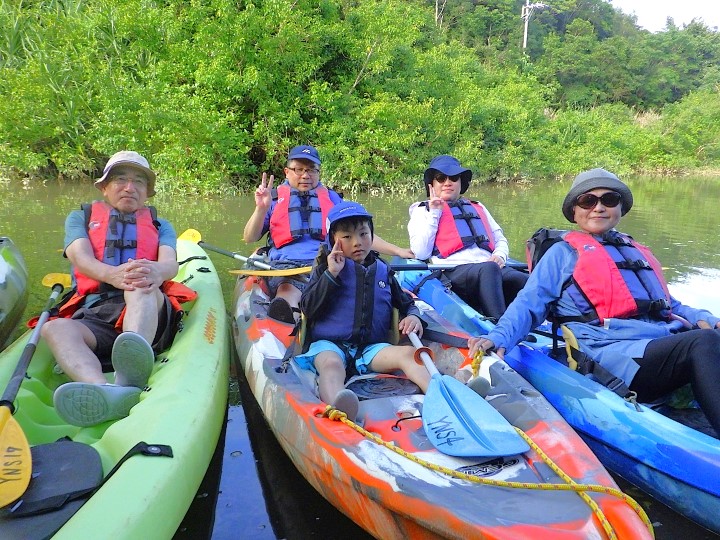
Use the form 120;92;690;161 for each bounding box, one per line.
297;201;430;421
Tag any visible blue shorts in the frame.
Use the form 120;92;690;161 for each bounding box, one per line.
266;260;312;296
295;340;391;375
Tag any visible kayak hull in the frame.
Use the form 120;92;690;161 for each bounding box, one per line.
0;237;29;351
0;239;229;539
398;268;720;534
232;275;652;539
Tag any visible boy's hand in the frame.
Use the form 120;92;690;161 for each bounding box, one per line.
254;172;274;210
399;314;423;337
327;239;346;277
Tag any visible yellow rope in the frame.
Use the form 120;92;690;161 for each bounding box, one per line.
470;350;483;378
323;405;654;539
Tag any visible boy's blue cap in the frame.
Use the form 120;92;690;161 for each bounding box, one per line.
288;145;321;165
326;201;373;235
423;155;472;194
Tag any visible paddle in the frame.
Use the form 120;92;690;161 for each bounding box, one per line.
178;229;313;279
390;257;529;272
0;273;71;508
408;332;529;457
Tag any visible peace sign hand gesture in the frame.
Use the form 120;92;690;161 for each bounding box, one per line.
254;172;274;210
327;239;346;277
428;183;444;210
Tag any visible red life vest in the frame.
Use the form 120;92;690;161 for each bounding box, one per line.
563;231;671;325
269;184;334;248
28;280;197;330
75;201;159;295
432;199;496;258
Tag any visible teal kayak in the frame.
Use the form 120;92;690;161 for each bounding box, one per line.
397;266;720;534
0;238;229;539
0;237;28;351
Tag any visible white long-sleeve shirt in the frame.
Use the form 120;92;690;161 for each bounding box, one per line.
407;200;510;264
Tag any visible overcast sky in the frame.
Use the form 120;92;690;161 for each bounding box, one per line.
609;0;720;32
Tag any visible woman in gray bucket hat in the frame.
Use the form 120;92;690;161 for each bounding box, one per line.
469;167;720;437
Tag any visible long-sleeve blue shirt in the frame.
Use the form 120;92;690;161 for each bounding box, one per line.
486;234;720;384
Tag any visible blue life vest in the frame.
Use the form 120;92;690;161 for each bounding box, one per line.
429;199;495;258
310;258;393;344
561;230;672;325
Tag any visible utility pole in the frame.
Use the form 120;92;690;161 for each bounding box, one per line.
522;0;548;50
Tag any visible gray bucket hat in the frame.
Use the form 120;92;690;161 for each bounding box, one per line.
562;168;633;222
95;151;157;196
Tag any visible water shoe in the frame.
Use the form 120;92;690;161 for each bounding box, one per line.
112;332;155;388
54;383;141;427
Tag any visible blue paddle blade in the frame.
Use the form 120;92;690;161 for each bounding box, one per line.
422;373;530;457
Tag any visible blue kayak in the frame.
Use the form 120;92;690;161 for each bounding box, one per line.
397;266;720;534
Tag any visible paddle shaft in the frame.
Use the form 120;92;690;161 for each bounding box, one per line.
198;241;311;282
390;259;527;272
408;332;439;377
0;283;64;411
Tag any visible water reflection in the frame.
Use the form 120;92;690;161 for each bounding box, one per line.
670;268;720;314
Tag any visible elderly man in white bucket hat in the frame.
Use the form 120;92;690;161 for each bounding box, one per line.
41;150;191;426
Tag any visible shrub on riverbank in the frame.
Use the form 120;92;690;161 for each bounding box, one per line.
1;0;718;195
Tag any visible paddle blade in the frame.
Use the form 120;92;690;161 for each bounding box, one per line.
422;374;530;457
41;273;71;289
0;409;31;507
178;228;201;242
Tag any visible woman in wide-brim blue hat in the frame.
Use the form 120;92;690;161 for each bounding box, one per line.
408;155;528;321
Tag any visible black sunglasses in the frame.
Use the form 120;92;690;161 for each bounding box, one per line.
575;191;622;210
433;173;461;183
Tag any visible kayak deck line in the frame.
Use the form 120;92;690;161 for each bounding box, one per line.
321;402;652;539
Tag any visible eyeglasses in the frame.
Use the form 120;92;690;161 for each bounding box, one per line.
575;191;622;210
109;176;148;188
432;173;461;183
287;166;320;176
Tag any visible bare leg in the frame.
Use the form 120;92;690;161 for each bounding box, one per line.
314;350;347;404
41;318;106;384
369;345;430;393
276;283;302;309
121;288;165;344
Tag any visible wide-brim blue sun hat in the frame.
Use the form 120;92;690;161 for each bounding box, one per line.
423;155;472;195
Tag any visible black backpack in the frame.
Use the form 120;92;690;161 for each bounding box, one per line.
525;227;569;272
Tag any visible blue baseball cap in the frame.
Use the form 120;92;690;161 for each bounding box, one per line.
326;201;374;243
288;145;321;165
423;155;472;195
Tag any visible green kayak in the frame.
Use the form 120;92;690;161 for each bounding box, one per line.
0;238;229;539
0;237;28;351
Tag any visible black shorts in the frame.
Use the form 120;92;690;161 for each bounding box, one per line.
71;295;177;370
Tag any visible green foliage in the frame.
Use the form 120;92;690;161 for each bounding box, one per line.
0;0;718;194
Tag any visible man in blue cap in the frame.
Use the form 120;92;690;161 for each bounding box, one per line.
407;155;528;319
296;201;430;421
243;145;413;323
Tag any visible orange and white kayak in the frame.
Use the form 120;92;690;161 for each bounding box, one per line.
232;275;654;540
